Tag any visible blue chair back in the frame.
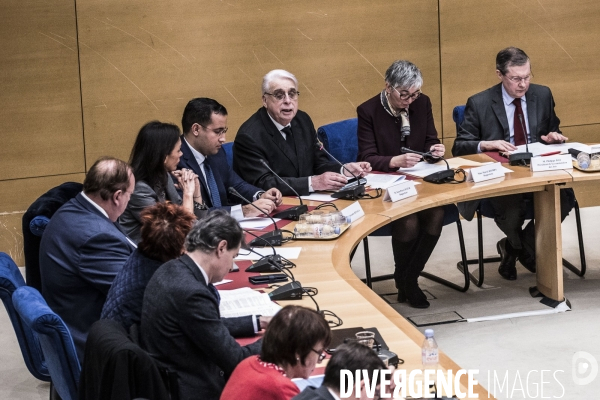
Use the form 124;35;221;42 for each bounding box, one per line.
13;286;80;400
452;105;466;135
0;252;50;381
222;142;234;167
317;118;359;164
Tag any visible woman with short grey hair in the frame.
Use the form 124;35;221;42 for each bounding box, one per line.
356;60;445;309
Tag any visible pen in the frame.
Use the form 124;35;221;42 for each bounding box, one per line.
540;151;561;157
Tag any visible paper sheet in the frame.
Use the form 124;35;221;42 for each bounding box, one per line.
300;193;337;202
397;161;448;177
235;247;302;261
364;173;405;189
218;287;282;318
239;217;281;230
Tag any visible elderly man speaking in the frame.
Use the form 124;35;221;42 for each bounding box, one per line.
233;69;371;196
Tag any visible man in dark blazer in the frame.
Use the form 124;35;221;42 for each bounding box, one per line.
233;69;371;196
452;47;573;281
40;157;136;360
141;211;262;400
178;97;281;219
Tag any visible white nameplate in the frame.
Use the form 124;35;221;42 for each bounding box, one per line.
466;162;505;183
383;180;418;202
341;201;365;223
530;154;573;172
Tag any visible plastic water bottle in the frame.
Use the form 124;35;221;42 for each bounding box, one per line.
421;329;439;370
577;152;590;169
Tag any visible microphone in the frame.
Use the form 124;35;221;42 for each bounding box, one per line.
241;228;287;273
259;159;308;220
399;109;410;142
228;187;283;247
401;147;455;183
508;114;533;166
316;139;366;200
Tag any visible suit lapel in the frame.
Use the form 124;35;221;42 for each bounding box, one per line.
526;92;538;142
259;108;299;173
491;84;510;141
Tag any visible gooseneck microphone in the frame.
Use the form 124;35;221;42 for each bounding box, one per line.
228;187;283;247
259;159;308;220
241;228;287;273
316;139;366;200
508;114;533;166
401;147;455;183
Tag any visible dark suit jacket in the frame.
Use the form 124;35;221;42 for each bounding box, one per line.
452;83;560;157
451;83;561;220
357;93;440;172
178;137;261;211
140;254;261;400
292;385;336;400
39;193;135;360
233;107;340;196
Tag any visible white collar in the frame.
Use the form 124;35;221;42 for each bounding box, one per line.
327;388;341;400
80;191;109;219
184;137;207;164
266;111;289;132
188;254;210;285
501;84;526;106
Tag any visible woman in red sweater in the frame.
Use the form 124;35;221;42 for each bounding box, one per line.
221;305;331;400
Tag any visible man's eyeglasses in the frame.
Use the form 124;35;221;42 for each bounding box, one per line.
506;74;532;84
264;89;300;101
199;124;228;136
311;348;327;363
393;87;422;101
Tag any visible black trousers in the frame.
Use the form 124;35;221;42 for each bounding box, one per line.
485;188;575;256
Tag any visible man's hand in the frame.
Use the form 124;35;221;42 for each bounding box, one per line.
480;140;518;152
242;199;276;217
342;162;372;177
260;188;283;206
389;153;422;169
429;143;445;158
311;172;348;191
541;131;568;144
258;316;272;330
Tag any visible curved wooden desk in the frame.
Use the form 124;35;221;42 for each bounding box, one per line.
272;155;581;398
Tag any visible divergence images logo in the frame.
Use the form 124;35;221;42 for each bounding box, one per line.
572;351;598;386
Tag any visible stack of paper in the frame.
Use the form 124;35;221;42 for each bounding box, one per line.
364;173;405;189
218;287;282;318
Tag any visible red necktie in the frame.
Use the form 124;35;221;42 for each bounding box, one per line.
512;98;526;146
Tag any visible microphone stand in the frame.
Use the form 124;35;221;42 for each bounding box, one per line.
316;140;366;200
508;114;533;166
259;159;308;220
228;187;283;247
241;229;291;274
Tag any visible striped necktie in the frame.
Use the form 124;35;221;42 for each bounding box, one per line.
203;161;222;207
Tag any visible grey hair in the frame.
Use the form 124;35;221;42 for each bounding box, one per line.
496;47;530;75
384;60;423;90
185;210;243;253
262;69;298;94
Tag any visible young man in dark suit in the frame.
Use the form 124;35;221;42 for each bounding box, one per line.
39;157;137;360
141;211;263;400
178;97;282;220
233;69;371;196
452;47;574;281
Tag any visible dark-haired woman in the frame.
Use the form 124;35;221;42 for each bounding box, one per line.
220;305;331;400
119;121;205;243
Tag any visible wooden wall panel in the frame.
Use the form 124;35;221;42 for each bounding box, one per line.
76;0;441;165
0;0;84;180
440;0;600;139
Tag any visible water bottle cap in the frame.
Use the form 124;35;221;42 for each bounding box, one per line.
424;329;434;338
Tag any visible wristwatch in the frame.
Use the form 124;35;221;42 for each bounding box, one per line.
194;201;208;211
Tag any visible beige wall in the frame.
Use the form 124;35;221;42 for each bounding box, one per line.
1;0;599;264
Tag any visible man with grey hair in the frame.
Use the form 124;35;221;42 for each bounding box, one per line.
233;69;371;196
141;210;263;400
452;47;574;281
40;156;137;359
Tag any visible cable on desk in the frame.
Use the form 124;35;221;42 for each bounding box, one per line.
358;188;383;199
314;202;339;211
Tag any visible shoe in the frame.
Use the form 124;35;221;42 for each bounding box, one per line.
397;286;407;303
497;238;517;280
405;280;430;309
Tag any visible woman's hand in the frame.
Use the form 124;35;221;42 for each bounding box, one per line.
173;169;197;198
389;153;422;169
430;143;445;158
